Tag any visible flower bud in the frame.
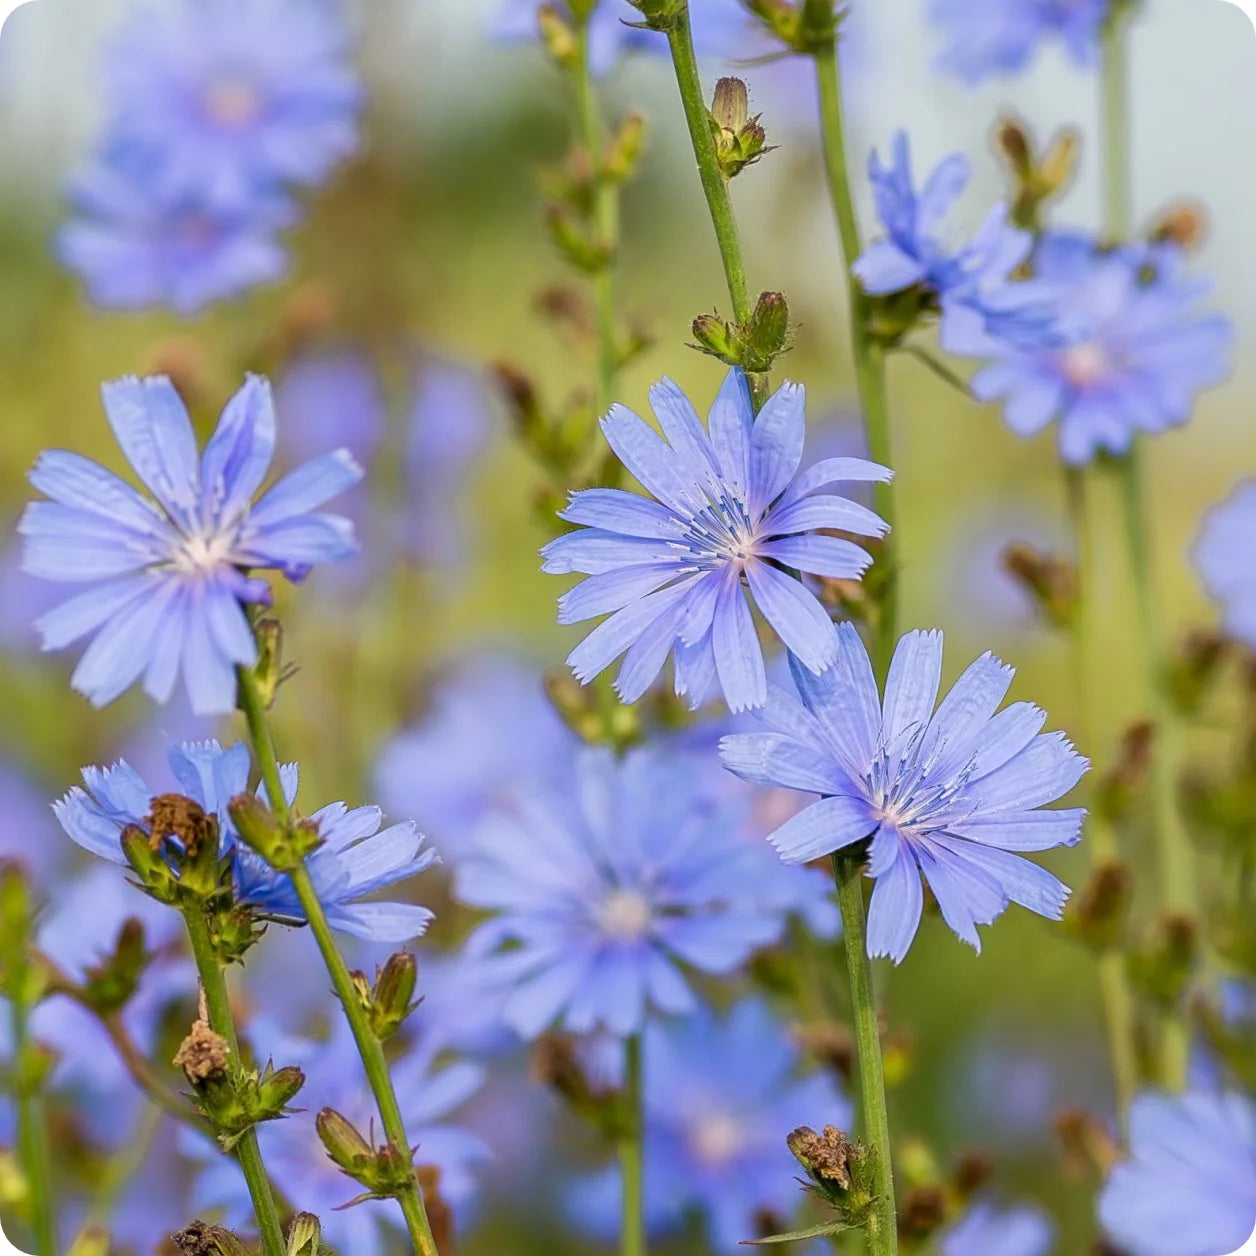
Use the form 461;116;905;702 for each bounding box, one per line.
1149;201;1208;251
120;824;182;906
604;113;647;183
316;1108;375;1178
285;1213;322;1256
250;617;288;709
1096;721;1154;823
899;1184;947;1239
228;794;322;871
1001;542;1077;628
1166;628;1228;715
352;952;420;1041
547;205;612;273
1067;858;1133;953
745;291;791;366
1128;911;1198;1007
0;863;42;1005
625;0;684;30
787;1125;877;1227
537;4;577;67
82;917;150;1014
709;78;773;180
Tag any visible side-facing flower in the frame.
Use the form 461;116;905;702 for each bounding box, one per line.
930;0;1106;86
720;625;1088;962
852;131;1054;356
571;1000;851;1252
969;233;1233;465
1194;482;1256;649
1098;1091;1256;1256
54;740;435;942
21;374;362;713
454;745;794;1038
542;369;891;713
940;1202;1054;1256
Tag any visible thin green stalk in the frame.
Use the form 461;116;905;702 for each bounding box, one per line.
832;854;897;1256
663;6;767;410
236;666;440;1256
11;994;56;1256
812;41;897;681
571;19;620;420
182;907;287;1256
619;1034;646;1256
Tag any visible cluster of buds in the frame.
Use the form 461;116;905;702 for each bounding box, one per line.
893;1139;996;1244
993;116;1080;232
776;1124;879;1241
1127;912;1198;1010
691;291;792;374
1067;859;1134;954
350;952;420;1042
228;793;322;873
709;78;773;180
78;917;150;1015
741;0;845;54
315;1109;418;1205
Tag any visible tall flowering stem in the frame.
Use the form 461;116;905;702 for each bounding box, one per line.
620;1034;646;1256
812;31;898;681
234;663;441;1256
1101;1;1195;1088
181;906;287;1256
832;853;898;1256
10;997;56;1256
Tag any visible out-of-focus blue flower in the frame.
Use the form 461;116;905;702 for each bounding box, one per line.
720;625;1087;962
54;740;436;942
1194;482;1256;648
454;745;794;1037
931;0;1105;86
543;369;891;713
0;761;67;879
940;1202;1054;1256
102;0;362;210
21;374;362;713
969;234;1233;465
853;132;1053;358
276;349;388;469
1099;1091;1256;1256
572;1000;850;1252
188;1016;487;1256
56;150;293;316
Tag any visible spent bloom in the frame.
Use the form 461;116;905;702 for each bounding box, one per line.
720;625;1088;962
969;233;1233;465
1194;482;1256;649
102;0;363;209
54;740;436;942
573;1000;851;1252
542;369;891;713
853;132;1054;357
931;0;1106;85
1099;1091;1256;1256
21;373;362;714
454;745;795;1037
940;1203;1054;1256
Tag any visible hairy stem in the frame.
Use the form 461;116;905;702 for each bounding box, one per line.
11;992;56;1256
832;854;897;1255
619;1034;646;1256
236;664;440;1256
812;41;897;681
182;907;287;1256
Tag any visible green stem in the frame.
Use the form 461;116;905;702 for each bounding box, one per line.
619;1035;646;1256
812;41;897;681
182;907;287;1256
236;665;440;1256
11;995;56;1256
832;854;897;1256
663;7;767;410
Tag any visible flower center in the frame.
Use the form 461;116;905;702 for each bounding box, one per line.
689;1111;746;1167
173;529;235;577
1060;341;1112;388
204;77;262;129
680;496;760;570
596;889;654;940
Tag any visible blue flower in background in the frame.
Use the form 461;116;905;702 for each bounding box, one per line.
56;150;293;315
455;745;793;1037
1194;482;1256;648
102;0;362;209
55;740;436;942
573;1000;850;1252
21;374;362;713
543;369;891;713
189;1016;487;1256
276;349;388;469
940;1203;1054;1256
0;760;67;879
931;0;1106;86
853;132;1054;358
720;626;1087;962
969;234;1233;465
1099;1091;1256;1256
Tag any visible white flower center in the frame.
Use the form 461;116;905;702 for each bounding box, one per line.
596;890;654;940
173;530;235;577
689;1111;746;1167
1060;341;1112;388
204;78;262;129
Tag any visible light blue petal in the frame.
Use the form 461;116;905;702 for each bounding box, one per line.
600;404;703;516
766;794;876;864
566;578;698;685
35;575;157;649
744;560;838;674
766;494;889;540
711;571;766;712
559;488;683;538
648;377;721;490
558;564;681;625
719;733;848;795
199;374;275;523
853;240;929;294
748;380;806;515
759;534;873;579
248;448;362;527
866;837;924;963
882;630;944;748
706;368;753;497
28;450;162;532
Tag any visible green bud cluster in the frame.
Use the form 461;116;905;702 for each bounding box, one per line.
350;952;419;1042
690;291;792;374
179;1037;305;1152
708;78;773;180
742;0;845;55
315;1108;417;1203
228;794;323;873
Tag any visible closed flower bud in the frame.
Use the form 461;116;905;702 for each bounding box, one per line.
257;1063;306;1115
994;116;1034;178
250;617;288;709
537;4;577;66
626;0;684;30
1149;201;1208;251
1096;722;1154;823
547;205;612;273
709;78;773;180
1166;629;1228;714
690;313;739;364
228;794;322;871
1001;542;1077;628
316;1108;376;1177
82;917;149;1014
899;1184;948;1238
745;291;791;365
119;824;182;905
604;113;647;183
1067;859;1133;953
1055;1108;1117;1177
373;952;419;1040
0;864;41;1004
285;1213;322;1256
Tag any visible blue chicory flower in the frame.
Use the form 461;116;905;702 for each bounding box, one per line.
188;1015;487;1256
853;132;1055;358
454;744;796;1037
20;373;362;714
101;0;363;210
720;625;1088;962
542;368;892;713
572;999;851;1252
969;233;1233;465
1099;1091;1256;1256
1194;481;1256;649
940;1202;1054;1256
54;740;436;942
931;0;1106;85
